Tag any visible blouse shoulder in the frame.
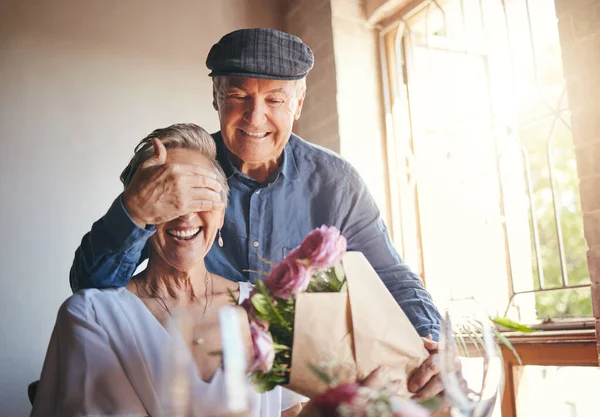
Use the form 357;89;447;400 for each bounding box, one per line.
57;288;125;323
237;282;254;303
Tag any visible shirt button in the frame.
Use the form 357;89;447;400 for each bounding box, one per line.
253;241;259;248
255;189;261;195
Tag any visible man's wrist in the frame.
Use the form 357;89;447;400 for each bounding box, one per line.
103;195;155;252
121;193;146;229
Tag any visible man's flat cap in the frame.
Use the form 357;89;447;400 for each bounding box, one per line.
206;28;314;80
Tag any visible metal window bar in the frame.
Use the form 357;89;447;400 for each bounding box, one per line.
379;0;590;320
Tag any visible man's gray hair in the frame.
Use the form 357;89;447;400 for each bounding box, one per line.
120;123;229;204
212;76;307;101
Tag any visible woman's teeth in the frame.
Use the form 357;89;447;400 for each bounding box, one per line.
241;130;268;138
167;227;201;240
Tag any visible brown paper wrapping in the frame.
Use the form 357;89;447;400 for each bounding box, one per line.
287;251;429;398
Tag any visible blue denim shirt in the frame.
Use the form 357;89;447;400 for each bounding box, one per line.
70;132;440;339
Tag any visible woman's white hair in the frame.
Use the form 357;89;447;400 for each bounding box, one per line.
120;123;229;204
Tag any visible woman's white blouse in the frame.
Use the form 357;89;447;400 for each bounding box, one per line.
31;286;305;416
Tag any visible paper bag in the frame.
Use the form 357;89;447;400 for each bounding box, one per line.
287;251;429;398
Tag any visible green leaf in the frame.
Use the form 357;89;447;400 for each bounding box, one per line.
242;268;270;277
463;319;484;352
273;343;290;352
416;396;444;412
493;329;523;365
334;261;345;282
454;330;469;357
227;288;238;305
251;293;269;316
251;373;278;393
460;323;482;354
492;317;534;333
307;363;334;385
256;252;274;267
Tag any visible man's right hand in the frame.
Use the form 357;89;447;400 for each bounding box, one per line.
122;138;225;228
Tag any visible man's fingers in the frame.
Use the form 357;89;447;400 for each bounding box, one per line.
408;355;439;393
422;336;439;352
189;188;225;203
170;164;223;192
182;174;223;193
178;163;220;179
141;138;167;168
187;199;226;212
411;374;443;399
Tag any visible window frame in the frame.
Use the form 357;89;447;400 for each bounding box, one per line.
376;1;599;415
378;0;593;325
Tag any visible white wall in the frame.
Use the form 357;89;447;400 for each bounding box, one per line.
331;0;391;227
0;1;282;415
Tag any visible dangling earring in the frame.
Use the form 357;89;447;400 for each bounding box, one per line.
218;229;224;247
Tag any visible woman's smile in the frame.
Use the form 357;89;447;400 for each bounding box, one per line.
165;226;203;244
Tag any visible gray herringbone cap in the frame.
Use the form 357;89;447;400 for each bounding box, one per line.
206;28;314;80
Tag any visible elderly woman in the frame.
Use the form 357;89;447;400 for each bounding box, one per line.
32;124;304;417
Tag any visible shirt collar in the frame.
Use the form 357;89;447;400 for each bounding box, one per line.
213;132;236;179
213;132;301;182
280;134;301;181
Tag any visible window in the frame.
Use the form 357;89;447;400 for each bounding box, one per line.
379;1;597;416
380;0;591;324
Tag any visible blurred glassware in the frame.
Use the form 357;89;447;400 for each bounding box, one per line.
439;301;505;417
158;305;253;417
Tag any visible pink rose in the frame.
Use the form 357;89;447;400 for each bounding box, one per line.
313;383;360;416
262;257;311;300
249;321;275;373
284;246;304;262
299;225;347;269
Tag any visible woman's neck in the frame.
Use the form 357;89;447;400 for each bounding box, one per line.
136;257;209;302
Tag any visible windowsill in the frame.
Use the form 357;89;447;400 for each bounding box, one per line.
503;328;596;345
519;318;595;332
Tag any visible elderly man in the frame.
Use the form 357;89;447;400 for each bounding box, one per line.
70;28;442;400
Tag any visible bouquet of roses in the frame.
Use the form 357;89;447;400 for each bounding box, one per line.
300;381;431;417
243;225;347;392
242;225;429;397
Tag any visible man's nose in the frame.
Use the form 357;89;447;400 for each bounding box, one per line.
243;98;268;127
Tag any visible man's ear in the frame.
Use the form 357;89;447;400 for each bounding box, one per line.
212;92;219;111
294;90;306;120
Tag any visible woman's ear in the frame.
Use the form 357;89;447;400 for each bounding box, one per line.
219;211;225;229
